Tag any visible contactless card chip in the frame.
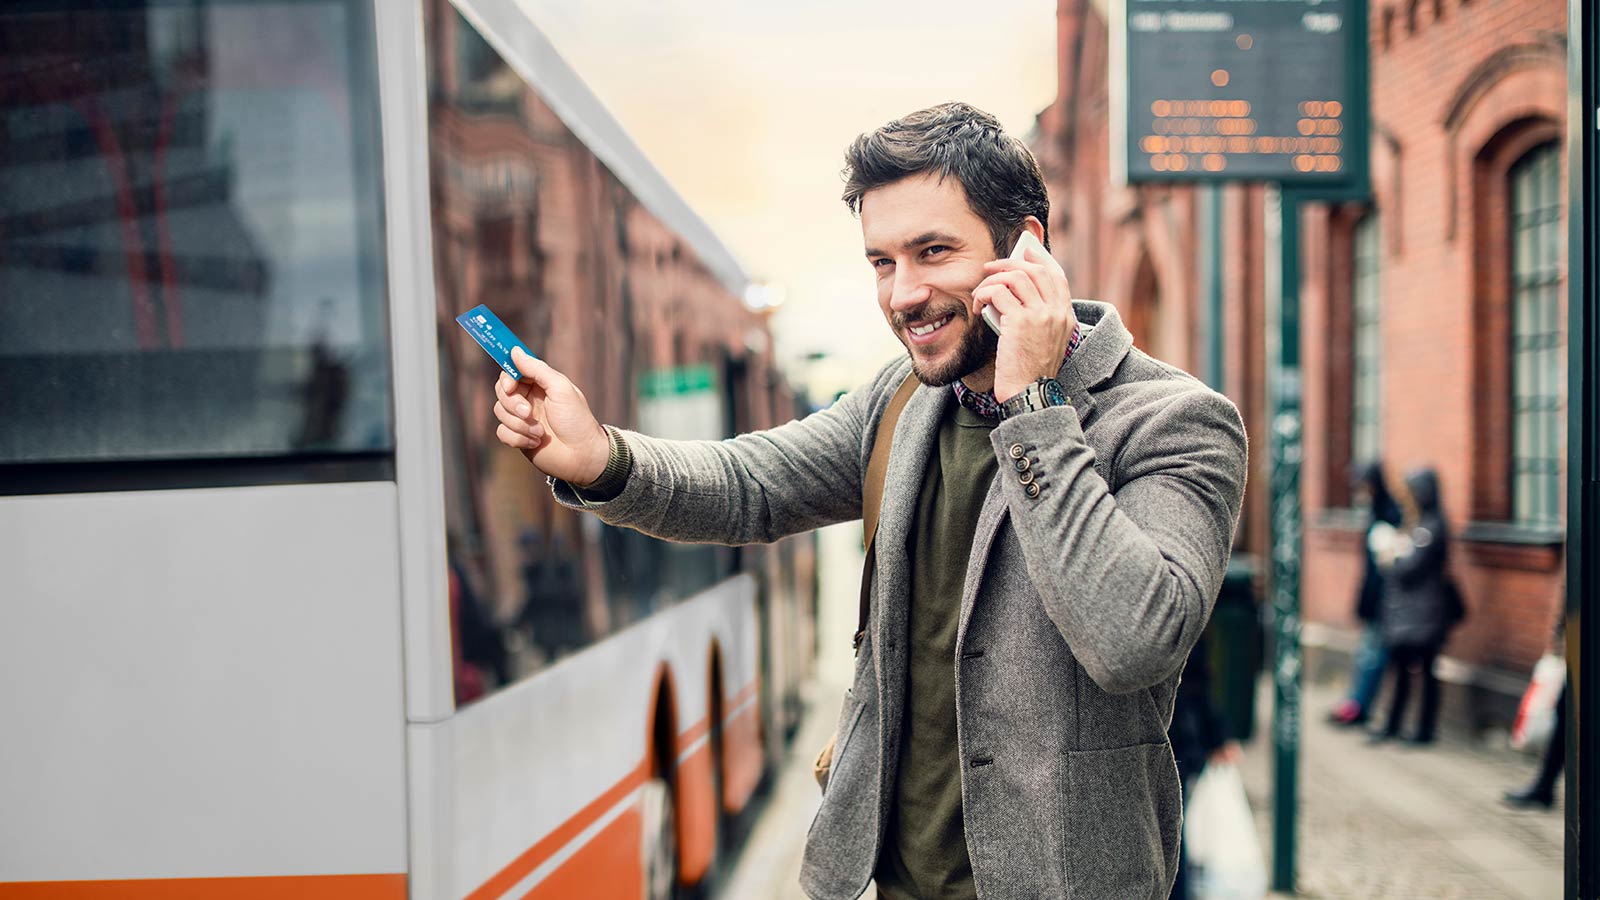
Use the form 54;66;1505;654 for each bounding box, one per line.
456;304;535;380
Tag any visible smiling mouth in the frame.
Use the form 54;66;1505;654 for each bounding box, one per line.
908;315;953;337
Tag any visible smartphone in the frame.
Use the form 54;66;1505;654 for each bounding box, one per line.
981;230;1047;336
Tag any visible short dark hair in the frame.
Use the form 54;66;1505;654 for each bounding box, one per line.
841;102;1051;256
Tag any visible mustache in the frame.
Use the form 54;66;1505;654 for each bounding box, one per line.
892;302;969;332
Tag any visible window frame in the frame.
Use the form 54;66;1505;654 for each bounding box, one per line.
1507;142;1566;529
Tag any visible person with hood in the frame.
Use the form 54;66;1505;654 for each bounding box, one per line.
1329;462;1405;726
1370;467;1460;745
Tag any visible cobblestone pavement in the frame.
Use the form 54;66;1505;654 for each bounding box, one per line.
1242;678;1563;899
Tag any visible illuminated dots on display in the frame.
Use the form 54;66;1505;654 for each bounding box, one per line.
1297;118;1315;135
1294;155;1314;172
1152;100;1172;117
1236;34;1253;50
1211;69;1230;87
1326;101;1343;117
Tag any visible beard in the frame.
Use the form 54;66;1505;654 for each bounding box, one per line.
894;299;999;387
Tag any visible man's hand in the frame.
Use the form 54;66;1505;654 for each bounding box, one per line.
974;243;1078;402
492;347;611;486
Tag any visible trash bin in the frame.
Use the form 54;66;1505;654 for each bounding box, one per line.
1206;553;1261;742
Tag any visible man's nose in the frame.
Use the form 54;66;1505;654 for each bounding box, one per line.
888;268;932;313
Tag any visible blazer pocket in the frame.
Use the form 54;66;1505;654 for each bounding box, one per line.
822;690;867;796
800;689;880;900
1059;742;1182;900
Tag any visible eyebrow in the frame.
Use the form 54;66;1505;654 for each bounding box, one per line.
864;230;964;258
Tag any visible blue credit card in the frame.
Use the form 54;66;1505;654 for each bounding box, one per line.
455;304;535;380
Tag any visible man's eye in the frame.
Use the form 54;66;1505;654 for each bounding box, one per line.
923;245;950;259
871;258;894;269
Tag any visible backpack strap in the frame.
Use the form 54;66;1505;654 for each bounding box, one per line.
855;373;919;653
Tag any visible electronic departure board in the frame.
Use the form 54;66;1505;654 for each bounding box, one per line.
1116;0;1363;184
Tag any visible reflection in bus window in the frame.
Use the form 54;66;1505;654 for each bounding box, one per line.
424;3;798;702
0;2;391;465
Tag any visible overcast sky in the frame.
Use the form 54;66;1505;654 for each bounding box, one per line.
511;0;1060;397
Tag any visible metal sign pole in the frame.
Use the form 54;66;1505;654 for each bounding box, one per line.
1565;0;1595;894
1267;185;1304;894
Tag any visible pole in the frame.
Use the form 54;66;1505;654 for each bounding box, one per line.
1203;184;1225;391
1565;0;1595;894
1268;185;1303;894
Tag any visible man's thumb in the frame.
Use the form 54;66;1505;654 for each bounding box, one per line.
511;347;559;389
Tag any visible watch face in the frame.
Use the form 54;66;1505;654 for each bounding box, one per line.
1043;379;1068;407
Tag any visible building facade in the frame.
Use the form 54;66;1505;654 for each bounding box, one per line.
1034;0;1568;724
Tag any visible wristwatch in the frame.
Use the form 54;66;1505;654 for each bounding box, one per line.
998;377;1071;420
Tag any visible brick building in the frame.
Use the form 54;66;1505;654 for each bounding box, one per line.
1033;0;1568;724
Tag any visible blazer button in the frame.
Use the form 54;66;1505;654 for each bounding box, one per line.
1025;483;1041;499
1009;443;1025;460
1018;470;1035;486
1013;457;1030;472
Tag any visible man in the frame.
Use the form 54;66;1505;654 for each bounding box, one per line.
491;102;1247;899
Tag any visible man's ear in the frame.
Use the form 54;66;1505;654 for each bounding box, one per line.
1021;216;1045;243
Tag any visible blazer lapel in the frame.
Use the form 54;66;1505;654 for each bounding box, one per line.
955;300;1133;647
957;475;1008;647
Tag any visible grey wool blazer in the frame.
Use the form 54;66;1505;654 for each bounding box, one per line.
552;300;1248;900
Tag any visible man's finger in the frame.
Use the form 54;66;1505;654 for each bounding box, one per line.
493;400;540;437
496;372;532;402
496;423;539;450
974;283;1024;318
1022;243;1066;275
985;269;1042;307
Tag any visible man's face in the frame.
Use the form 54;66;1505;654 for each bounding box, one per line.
860;172;999;387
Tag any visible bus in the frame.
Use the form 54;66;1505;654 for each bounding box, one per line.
0;1;817;897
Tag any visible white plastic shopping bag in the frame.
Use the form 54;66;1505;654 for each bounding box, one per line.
1511;654;1566;750
1184;762;1267;900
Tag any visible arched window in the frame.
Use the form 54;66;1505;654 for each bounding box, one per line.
1508;143;1564;527
1350;213;1382;467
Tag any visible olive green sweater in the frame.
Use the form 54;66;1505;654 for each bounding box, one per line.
876;403;997;900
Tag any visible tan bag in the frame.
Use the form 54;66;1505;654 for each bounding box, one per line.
812;731;836;789
812;373;917;791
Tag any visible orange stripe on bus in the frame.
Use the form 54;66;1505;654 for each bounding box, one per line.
518;806;643;900
728;680;758;709
466;761;650;900
473;678;761;898
0;874;405;899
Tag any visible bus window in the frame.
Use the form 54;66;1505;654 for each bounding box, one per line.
425;5;744;701
0;2;391;471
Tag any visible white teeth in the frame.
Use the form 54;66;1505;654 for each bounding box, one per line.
910;315;951;336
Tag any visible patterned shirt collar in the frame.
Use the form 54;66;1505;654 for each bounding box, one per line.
952;324;1083;420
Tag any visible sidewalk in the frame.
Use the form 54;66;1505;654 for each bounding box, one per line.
1240;678;1563;899
721;673;1564;899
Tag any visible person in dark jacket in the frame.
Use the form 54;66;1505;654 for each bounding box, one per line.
1371;468;1455;745
1168;629;1242;899
1330;462;1404;726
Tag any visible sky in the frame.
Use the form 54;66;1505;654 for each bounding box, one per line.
511;0;1061;398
